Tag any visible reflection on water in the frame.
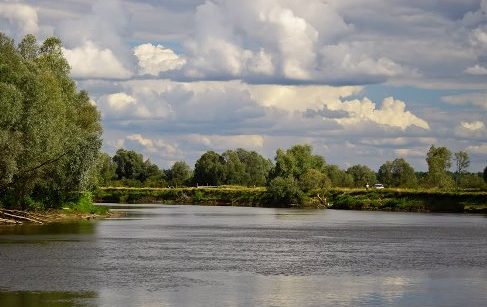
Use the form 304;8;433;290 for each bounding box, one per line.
0;291;97;307
0;205;486;306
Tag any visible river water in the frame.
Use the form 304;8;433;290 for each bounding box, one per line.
0;205;486;306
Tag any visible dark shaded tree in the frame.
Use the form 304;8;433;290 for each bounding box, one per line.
346;165;376;188
378;158;417;188
194;151;226;186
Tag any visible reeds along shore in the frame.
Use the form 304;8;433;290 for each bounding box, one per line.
94;187;487;213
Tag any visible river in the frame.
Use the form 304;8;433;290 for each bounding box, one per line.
0;205;486;306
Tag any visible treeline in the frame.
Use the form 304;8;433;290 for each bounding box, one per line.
0;33;101;210
97;145;487;204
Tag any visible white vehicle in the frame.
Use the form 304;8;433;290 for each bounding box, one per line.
373;183;384;189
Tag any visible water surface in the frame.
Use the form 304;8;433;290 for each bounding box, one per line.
0;205;486;306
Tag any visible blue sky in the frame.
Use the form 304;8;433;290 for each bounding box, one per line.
1;0;486;171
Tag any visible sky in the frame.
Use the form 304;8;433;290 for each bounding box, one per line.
0;0;486;171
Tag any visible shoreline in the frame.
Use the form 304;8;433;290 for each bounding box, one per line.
95;187;487;214
0;208;111;225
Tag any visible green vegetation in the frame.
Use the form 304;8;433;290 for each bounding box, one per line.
94;187;487;213
0;33;101;211
325;189;487;213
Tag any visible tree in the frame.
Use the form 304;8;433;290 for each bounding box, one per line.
325;165;354;187
378;158;417;188
112;149;147;181
222;149;272;186
270;144;325;180
377;161;394;187
299;169;330;192
96;153;117;186
454;151;470;174
484;166;487;183
346;165;376;188
0;33;102;208
424;145;454;189
267;176;303;205
168;161;192;187
194;151;226;185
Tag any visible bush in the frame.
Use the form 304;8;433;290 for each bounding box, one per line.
266;176;304;205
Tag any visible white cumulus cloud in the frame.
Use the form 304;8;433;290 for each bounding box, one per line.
336;97;430;130
464;64;487;75
134;43;186;76
63;41;132;79
0;3;38;37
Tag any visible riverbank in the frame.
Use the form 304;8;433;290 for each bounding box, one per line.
0;208;109;225
94;187;487;213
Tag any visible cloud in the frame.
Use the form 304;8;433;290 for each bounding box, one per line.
99;91;170;120
0;3;38;38
442;93;487;110
464;64;487;75
461;121;485;131
126;134;180;155
455;120;486;138
63;41;132;79
465;144;487;154
134;43;186;76
184;134;265;150
335;97;430;130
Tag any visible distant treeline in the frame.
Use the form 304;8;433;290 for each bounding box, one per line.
97;145;487;204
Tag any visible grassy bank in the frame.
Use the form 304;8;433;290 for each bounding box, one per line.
323;189;487;213
94;186;487;213
0;193;110;225
94;186;269;207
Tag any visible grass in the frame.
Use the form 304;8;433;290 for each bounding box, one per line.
66;192;109;215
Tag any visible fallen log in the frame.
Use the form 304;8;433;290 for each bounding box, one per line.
0;211;44;224
0;217;22;224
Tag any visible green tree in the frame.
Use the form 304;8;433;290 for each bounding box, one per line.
168;161;192;187
484;166;487;183
424;145;454;189
454;151;470;174
194;151;226;186
96;153;117;187
267;176;303;205
378;158;417;188
377;161;394;187
325;165;354;187
270;144;325;180
0;33;102;208
113;149;147;181
222;149;272;186
299;169;330;192
346;165;376;188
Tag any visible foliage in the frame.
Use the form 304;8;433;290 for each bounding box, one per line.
424;145;454;189
454;151;470;174
222;148;272;186
484;166;487;183
112;148;165;185
167;161;192;187
267;144;327;203
325;165;354;187
0;33;102;209
95;153;117;187
266;176;304;205
194;151;226;185
378;158;417;188
68;192;108;214
346;164;376;188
